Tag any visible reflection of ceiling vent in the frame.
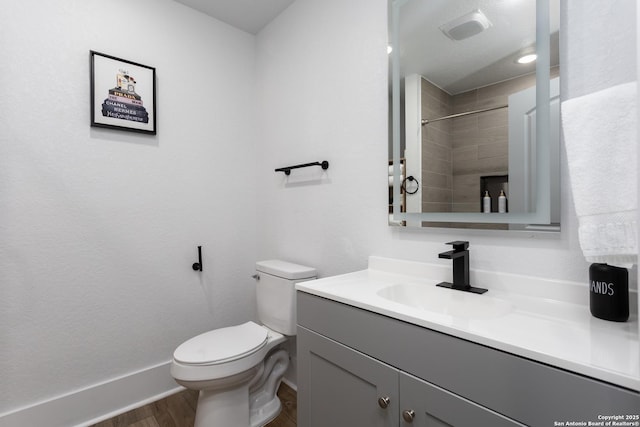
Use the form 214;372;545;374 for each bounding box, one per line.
440;9;492;41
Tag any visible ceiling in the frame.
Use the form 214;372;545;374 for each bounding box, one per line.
173;0;559;94
396;0;560;94
173;0;295;34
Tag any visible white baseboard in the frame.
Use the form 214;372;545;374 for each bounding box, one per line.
0;361;182;427
281;377;297;392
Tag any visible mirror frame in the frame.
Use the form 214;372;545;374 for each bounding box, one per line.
390;0;556;226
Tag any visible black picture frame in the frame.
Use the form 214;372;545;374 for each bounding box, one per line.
90;51;156;134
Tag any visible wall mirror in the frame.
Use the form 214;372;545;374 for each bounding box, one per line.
389;0;560;230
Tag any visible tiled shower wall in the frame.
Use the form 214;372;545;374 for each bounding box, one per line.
421;67;560;213
420;79;452;212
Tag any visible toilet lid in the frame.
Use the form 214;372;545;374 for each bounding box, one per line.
173;321;269;365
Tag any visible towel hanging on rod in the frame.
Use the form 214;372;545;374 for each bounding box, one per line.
275;160;329;175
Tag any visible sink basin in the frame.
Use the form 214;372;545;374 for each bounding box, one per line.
377;283;513;320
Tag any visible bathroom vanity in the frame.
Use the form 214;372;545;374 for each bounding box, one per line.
295;257;640;427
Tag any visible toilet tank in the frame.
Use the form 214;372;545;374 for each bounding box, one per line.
256;260;317;336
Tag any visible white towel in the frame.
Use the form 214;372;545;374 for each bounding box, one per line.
388;213;404;226
388;174;404;187
389;163;404;176
561;81;637;267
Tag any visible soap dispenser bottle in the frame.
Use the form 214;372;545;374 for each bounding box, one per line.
589;263;629;322
498;190;507;213
482;190;491;213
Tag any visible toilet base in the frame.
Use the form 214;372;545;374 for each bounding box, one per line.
250;349;289;427
192;367;259;427
187;349;289;427
193;376;285;427
196;385;250;427
250;386;283;427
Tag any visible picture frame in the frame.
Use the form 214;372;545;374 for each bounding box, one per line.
90;51;156;134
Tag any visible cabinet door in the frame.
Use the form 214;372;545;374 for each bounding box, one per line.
298;326;399;427
399;372;525;427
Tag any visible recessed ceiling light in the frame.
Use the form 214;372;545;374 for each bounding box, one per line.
516;53;537;64
387;45;393;54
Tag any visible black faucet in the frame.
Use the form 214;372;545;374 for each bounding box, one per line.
436;241;488;294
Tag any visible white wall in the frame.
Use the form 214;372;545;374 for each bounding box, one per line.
564;0;637;99
255;0;390;276
0;0;258;418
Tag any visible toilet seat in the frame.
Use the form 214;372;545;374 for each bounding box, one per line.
174;321;268;366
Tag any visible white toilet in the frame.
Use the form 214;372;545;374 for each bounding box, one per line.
171;260;317;427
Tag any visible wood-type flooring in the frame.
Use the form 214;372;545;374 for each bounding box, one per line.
90;382;297;427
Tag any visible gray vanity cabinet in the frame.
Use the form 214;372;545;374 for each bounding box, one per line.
298;325;523;427
297;292;640;427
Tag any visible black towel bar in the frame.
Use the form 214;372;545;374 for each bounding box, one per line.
275;160;329;175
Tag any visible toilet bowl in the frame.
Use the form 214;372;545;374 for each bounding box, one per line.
171;260;316;427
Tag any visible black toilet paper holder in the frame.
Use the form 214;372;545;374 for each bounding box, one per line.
192;246;203;271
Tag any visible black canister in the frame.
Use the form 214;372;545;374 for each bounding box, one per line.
589;263;629;322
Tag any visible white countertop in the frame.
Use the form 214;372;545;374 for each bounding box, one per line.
296;256;640;391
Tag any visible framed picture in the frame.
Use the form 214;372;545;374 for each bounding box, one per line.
90;51;156;134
